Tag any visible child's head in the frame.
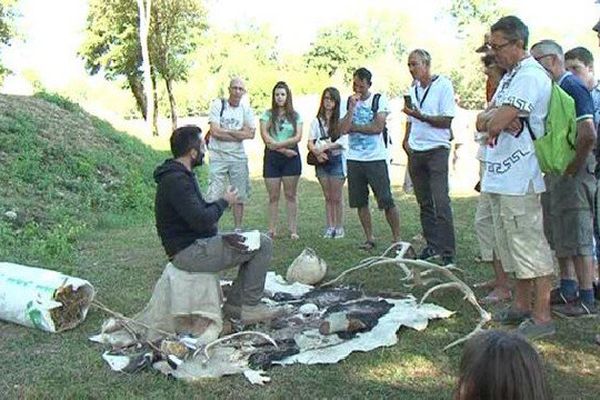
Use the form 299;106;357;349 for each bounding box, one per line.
455;330;552;400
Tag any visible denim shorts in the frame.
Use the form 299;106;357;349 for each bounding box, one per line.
263;147;302;178
315;153;345;178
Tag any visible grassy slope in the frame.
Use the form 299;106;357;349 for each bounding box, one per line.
0;94;598;399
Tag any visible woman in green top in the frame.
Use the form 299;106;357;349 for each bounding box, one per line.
260;81;303;240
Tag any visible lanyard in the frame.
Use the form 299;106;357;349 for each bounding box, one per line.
414;75;438;108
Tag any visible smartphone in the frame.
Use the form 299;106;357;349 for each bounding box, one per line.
403;94;413;109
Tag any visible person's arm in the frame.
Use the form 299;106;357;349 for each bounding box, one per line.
565;118;596;175
163;173;229;233
339;95;357;134
208;122;242;142
276;120;303;148
350;111;387;135
260;118;281;150
402;108;453;129
402;120;412;155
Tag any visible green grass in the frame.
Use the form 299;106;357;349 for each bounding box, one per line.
0;94;598;399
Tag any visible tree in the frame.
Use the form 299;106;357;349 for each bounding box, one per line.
80;0;206;134
149;0;207;131
449;0;500;34
0;0;17;83
136;0;153;136
304;22;376;83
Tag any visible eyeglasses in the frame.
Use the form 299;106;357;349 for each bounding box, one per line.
489;40;514;51
534;54;552;62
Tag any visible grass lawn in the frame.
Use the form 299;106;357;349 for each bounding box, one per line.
0;178;599;399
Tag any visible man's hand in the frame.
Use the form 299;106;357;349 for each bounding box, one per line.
222;233;249;253
506;118;523;134
348;94;359;111
402;106;423;121
222;186;239;205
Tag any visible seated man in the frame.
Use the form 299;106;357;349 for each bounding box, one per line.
154;125;281;325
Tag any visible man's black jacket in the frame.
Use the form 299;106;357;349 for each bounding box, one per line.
154;159;228;258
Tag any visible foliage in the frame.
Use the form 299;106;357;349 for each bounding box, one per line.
304;22;377;83
80;0;207;121
0;0;17;81
0;93;166;267
449;0;500;33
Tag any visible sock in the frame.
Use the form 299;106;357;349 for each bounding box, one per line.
560;279;578;301
579;289;595;306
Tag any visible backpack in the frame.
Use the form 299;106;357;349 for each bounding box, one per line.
204;98;226;148
525;82;577;175
347;93;391;147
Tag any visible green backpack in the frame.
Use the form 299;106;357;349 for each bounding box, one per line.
527;82;577;175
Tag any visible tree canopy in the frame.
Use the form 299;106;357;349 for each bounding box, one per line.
0;0;18;82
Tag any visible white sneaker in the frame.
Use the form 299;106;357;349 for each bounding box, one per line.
323;227;335;238
334;227;345;239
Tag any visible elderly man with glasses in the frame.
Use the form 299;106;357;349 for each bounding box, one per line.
205;77;256;232
475;16;555;339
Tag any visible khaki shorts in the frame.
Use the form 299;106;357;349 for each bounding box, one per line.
488;189;554;280
474;192;495;262
206;159;250;202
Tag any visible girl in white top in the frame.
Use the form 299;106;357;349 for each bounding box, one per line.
307;87;348;238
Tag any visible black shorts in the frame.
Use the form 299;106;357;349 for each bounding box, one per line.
347;159;395;209
263;148;302;178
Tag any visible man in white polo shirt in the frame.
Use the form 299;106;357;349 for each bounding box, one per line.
476;16;555;339
402;49;457;266
206;77;256;232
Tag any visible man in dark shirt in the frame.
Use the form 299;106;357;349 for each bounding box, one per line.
531;40;598;317
154;125;281;323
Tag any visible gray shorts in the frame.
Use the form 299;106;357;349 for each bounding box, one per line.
347;160;395;210
543;156;596;257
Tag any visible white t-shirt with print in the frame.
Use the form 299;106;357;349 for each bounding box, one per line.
408;75;456;151
346;93;390;161
481;56;551;195
208;98;255;161
308;117;348;157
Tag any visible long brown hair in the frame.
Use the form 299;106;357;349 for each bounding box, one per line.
269;81;297;135
316;87;341;141
455;330;552;400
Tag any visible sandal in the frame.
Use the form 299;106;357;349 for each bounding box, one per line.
290;233;300;240
267;231;277;239
359;240;376;251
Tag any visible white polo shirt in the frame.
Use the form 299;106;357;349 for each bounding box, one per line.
408;75;456;151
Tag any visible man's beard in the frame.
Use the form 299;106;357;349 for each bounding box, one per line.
192;152;204;168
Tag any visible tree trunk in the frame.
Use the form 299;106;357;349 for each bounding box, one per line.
152;73;159;136
127;74;147;120
165;77;177;132
136;0;154;136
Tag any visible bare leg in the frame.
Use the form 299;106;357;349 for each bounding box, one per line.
233;203;244;230
513;278;533;313
282;175;300;237
532;275;553;324
557;257;577;280
574;255;594;291
318;177;334;229
264;178;282;236
384;206;401;243
330;177;345;229
358;206;374;242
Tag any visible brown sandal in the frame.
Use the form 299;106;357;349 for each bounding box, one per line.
359;240;376;251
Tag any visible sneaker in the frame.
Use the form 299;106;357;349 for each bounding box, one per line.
553;301;597;318
223;303;284;323
333;227;345;239
418;246;440;261
550;287;577;305
493;307;531;325
323;227;335;239
515;318;556;340
594;282;600;301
